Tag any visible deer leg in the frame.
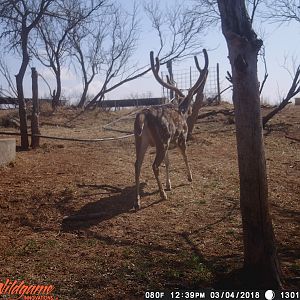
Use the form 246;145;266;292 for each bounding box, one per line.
134;136;149;210
164;151;171;191
178;139;192;182
152;144;168;200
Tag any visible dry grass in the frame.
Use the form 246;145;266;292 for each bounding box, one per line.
0;104;299;299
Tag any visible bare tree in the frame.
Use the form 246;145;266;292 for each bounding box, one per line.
69;20;106;108
32;0;106;109
86;0;208;109
0;57;17;97
0;0;54;150
192;0;264;25
259;45;268;95
217;0;282;288
260;0;300;125
77;3;139;109
263;64;300;127
247;0;264;24
144;1;207;58
264;0;300;24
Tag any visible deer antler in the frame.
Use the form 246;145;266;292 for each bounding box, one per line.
186;49;209;98
150;51;185;98
178;49;209;112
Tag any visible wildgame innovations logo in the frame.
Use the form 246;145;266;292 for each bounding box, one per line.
0;278;58;299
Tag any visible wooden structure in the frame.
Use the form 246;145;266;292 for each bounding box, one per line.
0;138;16;166
0;97;67;106
99;97;166;108
0;97;166;108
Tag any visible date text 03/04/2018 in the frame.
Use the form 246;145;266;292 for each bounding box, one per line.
145;291;262;299
144;290;300;300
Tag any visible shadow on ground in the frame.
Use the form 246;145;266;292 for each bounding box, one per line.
61;183;158;231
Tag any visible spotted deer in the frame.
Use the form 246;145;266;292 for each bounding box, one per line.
133;49;208;210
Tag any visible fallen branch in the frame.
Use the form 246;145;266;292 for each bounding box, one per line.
285;135;300;142
197;109;235;120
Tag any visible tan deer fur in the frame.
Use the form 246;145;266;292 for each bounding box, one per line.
133;49;208;210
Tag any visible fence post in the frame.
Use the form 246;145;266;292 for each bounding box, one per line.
217;63;221;104
31;67;40;148
167;60;174;100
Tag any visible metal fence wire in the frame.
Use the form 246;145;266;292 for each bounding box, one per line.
161;64;219;99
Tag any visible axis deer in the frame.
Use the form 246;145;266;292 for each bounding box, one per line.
133;49;208;210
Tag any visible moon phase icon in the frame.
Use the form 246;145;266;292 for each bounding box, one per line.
265;290;275;300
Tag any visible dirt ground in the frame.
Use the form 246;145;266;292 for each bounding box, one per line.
0;103;299;299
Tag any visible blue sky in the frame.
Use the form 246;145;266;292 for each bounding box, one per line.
119;0;300;104
114;1;299;104
0;0;299;105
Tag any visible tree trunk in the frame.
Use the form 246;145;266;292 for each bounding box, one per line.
78;82;89;108
77;61;96;109
16;74;29;150
52;62;61;109
217;0;282;288
31;67;40;148
16;30;30;150
85;82;107;109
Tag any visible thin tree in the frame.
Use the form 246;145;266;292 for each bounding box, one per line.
260;0;300;125
77;3;139;109
32;0;106;109
217;0;282;288
263;64;300;127
0;0;54;150
0;57;18;97
69;22;106;108
86;0;208;108
265;0;300;24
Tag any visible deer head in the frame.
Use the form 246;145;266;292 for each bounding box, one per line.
150;49;209;113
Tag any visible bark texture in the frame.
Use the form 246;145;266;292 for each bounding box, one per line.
31;68;40;148
217;0;282;288
16;30;30;150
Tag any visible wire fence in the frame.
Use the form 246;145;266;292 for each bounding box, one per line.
161;64;220;99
